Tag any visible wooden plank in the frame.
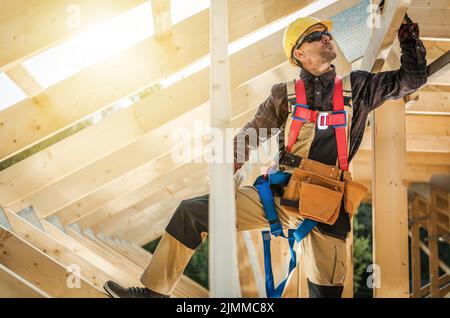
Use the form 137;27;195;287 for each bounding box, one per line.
423;39;450;65
151;0;172;41
5;65;46;101
355;149;450;166
427;51;450;86
103;236;149;264
353;160;450;182
209;0;240;297
0;225;106;297
96;169;207;236
0;0;148;71
240;232;265;297
410;198;424;298
40;219;143;287
95;233;147;268
408;7;450;38
64;226;143;277
406;85;450;113
372;96;410;297
0;263;49;298
410;0;450;9
0;0;314;162
3;207;115;290
75;227;145;272
74;163;205;229
107;185;209;244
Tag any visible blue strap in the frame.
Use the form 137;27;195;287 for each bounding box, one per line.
254;172;318;298
262;229;297;298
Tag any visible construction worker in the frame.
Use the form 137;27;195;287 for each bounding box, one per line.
104;14;427;298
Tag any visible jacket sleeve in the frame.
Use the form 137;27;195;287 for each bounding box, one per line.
233;83;286;171
351;18;428;112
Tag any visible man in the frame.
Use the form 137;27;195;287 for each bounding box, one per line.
104;14;427;298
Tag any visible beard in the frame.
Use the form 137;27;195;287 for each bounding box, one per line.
320;45;337;62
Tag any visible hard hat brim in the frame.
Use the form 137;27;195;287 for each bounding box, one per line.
297;20;333;46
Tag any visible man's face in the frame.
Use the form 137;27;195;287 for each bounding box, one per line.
293;24;337;66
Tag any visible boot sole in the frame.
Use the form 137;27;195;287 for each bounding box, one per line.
103;283;120;298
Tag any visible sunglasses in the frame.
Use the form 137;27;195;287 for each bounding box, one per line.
296;29;333;49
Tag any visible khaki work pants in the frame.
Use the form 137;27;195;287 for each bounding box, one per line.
140;185;347;296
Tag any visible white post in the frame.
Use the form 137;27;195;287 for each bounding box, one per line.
208;0;241;297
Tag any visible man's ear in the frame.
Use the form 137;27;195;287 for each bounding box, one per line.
293;49;305;62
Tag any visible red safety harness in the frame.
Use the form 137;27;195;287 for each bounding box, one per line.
286;76;349;171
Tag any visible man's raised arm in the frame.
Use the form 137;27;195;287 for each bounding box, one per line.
351;14;428;112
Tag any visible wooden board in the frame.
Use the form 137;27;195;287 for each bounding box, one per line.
0;225;106;297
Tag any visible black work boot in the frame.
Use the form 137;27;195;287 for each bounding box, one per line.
103;281;169;298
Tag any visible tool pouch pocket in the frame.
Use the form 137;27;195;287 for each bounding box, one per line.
343;171;368;216
299;181;343;224
281;165;344;225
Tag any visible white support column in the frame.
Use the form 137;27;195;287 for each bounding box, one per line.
208;0;241;297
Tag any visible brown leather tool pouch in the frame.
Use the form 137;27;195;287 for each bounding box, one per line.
281;159;344;225
342;171;368;216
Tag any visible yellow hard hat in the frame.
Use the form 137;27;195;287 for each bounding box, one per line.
283;17;332;67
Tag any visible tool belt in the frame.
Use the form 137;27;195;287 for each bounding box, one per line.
279;154;368;225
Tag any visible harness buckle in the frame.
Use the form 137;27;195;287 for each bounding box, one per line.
317;112;329;130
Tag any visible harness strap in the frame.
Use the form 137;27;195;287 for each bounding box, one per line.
286;76;349;171
254;172;318;298
286;79;307;153
333;77;349;171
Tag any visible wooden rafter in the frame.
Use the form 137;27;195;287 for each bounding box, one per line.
0;0;148;71
151;0;172;40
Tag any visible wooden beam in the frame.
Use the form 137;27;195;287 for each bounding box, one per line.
0;0;148;71
3;207;118;290
94;170;207;236
74;163;205;229
359;114;450;153
0;0;314;162
5;65;46;102
0;225;106;297
408;7;450;38
355;148;450;166
63;225;143;277
151;0;172;40
422;39;450;65
0;263;49;298
405;85;450;113
410;199;423;297
353;160;450;182
372;96;409;297
209;0;240;297
426;51;450;86
359;0;409;72
40;219;143;287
